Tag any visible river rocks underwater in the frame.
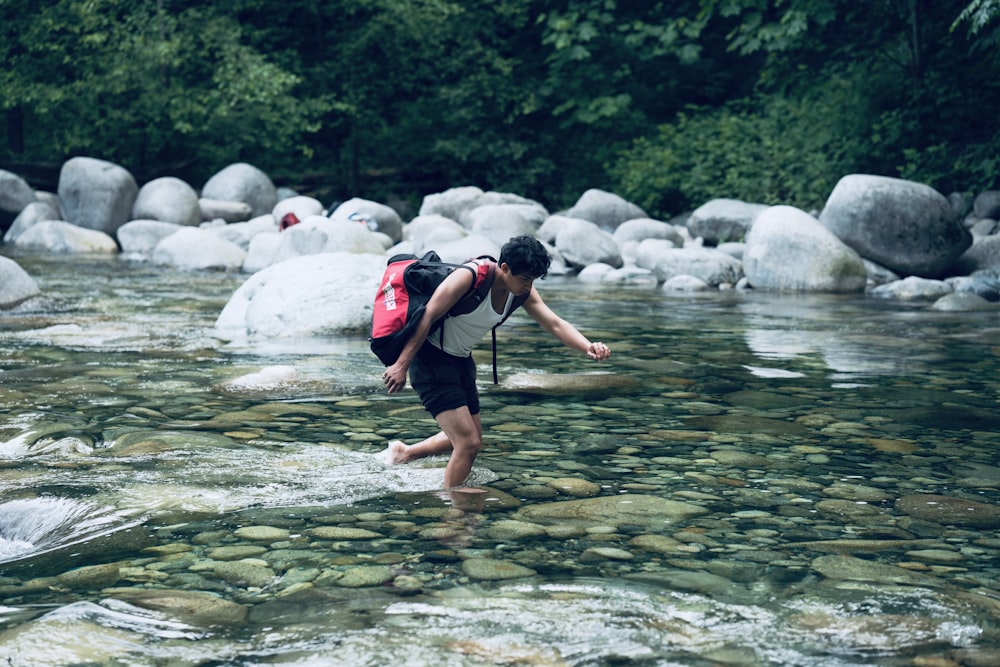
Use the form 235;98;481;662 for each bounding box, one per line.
1;254;1000;666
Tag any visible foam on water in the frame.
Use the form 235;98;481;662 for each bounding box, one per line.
0;497;129;563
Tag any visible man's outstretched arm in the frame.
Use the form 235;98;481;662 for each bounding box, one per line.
521;288;611;360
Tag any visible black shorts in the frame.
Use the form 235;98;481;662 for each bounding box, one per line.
409;342;480;418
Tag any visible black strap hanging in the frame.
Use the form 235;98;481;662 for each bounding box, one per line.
491;328;498;384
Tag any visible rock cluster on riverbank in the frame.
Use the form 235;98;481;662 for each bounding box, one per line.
2;157;999;323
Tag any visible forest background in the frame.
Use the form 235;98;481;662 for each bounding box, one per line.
2;0;999;221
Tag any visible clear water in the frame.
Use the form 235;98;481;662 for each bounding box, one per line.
1;251;999;666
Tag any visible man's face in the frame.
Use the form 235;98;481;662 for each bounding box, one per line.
501;263;537;296
510;272;538;296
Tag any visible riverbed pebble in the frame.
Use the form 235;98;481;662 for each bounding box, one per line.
308;526;384;540
461;558;537;580
234;526;292;542
332;565;396;587
213;561;276;588
56;563;120;589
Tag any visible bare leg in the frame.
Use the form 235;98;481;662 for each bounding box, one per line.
403;430;455;460
380;409;484;488
378;431;452;465
434;408;483;488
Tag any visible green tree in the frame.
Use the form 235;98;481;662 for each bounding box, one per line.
3;0;996;211
611;0;1000;215
1;0;327;185
954;0;1000;50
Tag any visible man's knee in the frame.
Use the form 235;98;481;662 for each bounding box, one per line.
455;435;482;457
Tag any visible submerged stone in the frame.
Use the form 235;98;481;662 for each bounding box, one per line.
512;494;709;529
109;588;248;625
811;554;945;588
895;494;1000;528
546;477;601;497
234;526;291;542
579;547;634;562
483;519;547;541
685;414;810;437
333;565;396;587
56;563;120;589
0;616;140;665
497;372;638;395
309;526;384;540
461;558;537;580
213;561;276;588
207;545;267;561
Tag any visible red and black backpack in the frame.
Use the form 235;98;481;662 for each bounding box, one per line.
369;251;527;382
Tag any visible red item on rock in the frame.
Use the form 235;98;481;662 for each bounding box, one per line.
279;213;300;231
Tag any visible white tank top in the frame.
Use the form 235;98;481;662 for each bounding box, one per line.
432;289;515;357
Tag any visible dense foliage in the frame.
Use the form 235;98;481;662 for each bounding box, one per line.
2;0;998;217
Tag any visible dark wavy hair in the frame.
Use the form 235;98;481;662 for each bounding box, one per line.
499;234;551;279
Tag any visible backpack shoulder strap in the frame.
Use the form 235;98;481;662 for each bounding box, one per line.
488;272;531;385
449;257;495;315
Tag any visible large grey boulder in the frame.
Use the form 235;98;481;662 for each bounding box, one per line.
35;191;62;215
969;218;999;237
612;218;686;246
199;198;253;223
662;274;712;292
688;198;768;245
467;205;536;249
578;263;658;286
564;189;646;230
419;186;546;229
132;177;201;226
12;220;119;254
0;169;38;230
329;198;404;242
4;201;61;244
401;215;468;255
269;216;385;265
636;242;743;286
818;174;971;278
243;232;283;273
433;234;502;264
869;276;953;301
201;163;277;218
930;292;998;312
536;214;577;244
0;256;40;308
117;220;184;255
208;215;277;251
972;190;1000;219
213;252;386;339
58;157;138;236
419;185;487;223
273;195;324;223
553;218;622;269
462;200;548;229
743;206;867;292
953;235;1000;274
946;273;1000;301
634;238;676;267
863;259;901;287
152;227;246;271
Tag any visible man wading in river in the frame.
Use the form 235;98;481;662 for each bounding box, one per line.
379;234;611;488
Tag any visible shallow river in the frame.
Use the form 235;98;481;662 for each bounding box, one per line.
1;251;999;667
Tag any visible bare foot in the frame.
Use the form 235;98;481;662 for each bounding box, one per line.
376;440;409;465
